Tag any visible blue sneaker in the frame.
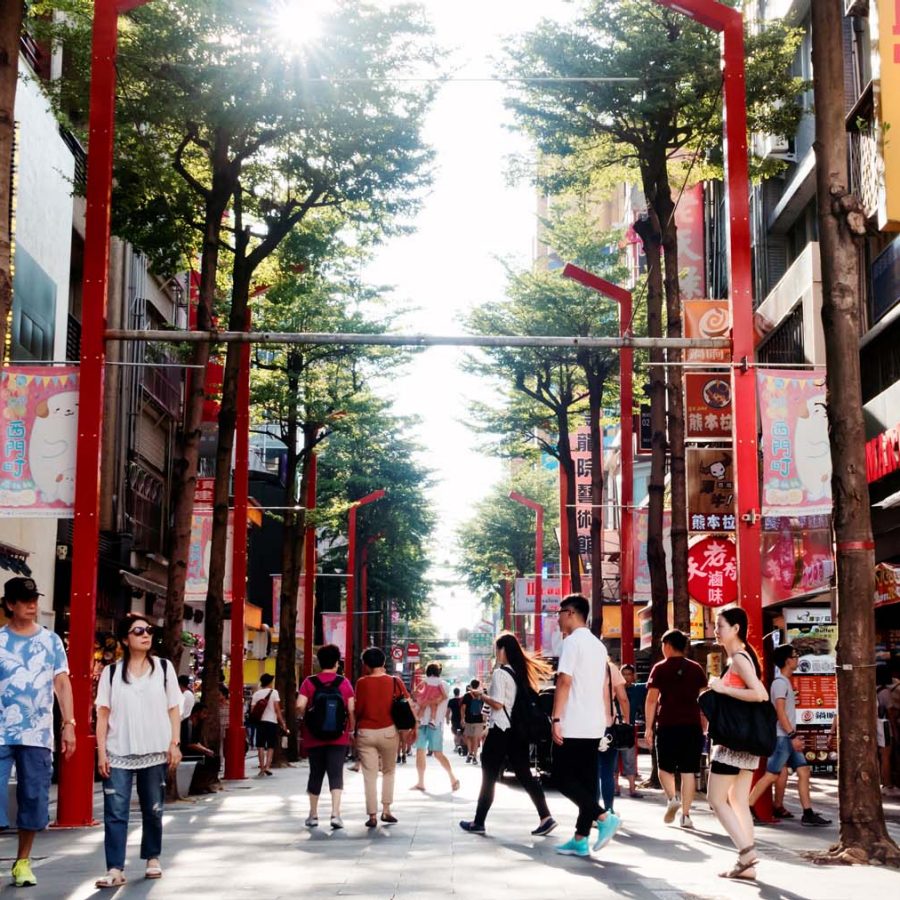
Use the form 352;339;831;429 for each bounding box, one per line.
593;811;621;851
555;836;590;857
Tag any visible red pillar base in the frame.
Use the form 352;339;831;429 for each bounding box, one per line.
223;725;248;780
750;759;778;824
55;734;99;827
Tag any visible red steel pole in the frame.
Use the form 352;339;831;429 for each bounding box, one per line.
502;578;511;632
58;0;125;827
302;452;317;678
224;310;250;780
559;465;571;594
344;490;384;676
653;0;763;646
360;541;370;649
509;491;544;653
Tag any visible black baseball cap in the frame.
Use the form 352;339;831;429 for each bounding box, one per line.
3;577;43;602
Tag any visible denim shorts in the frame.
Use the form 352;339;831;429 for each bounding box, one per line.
766;735;809;774
415;725;444;753
0;745;52;831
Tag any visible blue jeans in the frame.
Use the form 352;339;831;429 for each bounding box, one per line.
597;746;619;813
103;764;168;870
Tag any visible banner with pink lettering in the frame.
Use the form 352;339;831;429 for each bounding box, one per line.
0;367;79;516
322;613;346;656
757;371;832;517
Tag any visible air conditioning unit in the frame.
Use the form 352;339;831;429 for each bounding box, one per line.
760;134;796;162
844;0;868;16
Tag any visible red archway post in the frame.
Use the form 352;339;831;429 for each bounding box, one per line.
345;490;384;676
650;0;762;645
58;0;152;828
302;452;317;679
224;308;250;780
561;265;635;664
509;492;544;653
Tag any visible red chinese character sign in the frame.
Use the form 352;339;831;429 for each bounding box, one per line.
757;371;831;517
685;372;732;440
687;536;738;607
0;367;80;516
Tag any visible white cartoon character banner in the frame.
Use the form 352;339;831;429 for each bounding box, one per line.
0;367;79;516
757;370;832;518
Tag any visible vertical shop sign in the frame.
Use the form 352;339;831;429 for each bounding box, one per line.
674;184;706;300
875;1;900;229
686;448;736;532
684;372;733;440
687;536;738;607
683;299;731;364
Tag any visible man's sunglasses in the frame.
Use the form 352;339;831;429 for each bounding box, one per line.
128;626;154;637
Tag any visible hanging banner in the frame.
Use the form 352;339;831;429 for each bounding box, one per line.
761;515;834;607
687;535;738;607
185;487;233;605
685;372;732;441
321;612;346;656
572;424;594;569
270;573;305;638
0;367;79;516
674;184;706;300
758;371;831;517
687;448;736;532
875;0;900;229
683;299;731;364
633;509;673;602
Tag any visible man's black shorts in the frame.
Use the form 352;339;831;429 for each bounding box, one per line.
655;724;703;775
256;721;279;750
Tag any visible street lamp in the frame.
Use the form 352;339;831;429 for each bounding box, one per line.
345;489;385;674
561;263;635;665
509;491;544;653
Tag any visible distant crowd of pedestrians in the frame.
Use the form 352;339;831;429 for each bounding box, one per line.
0;576;840;888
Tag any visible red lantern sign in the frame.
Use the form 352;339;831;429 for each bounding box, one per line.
687;536;738;607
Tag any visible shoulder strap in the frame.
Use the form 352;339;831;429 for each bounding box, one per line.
161;658;168;690
310;675;322;690
108;662;117;686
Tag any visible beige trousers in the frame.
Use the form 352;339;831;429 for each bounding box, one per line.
357;725;400;814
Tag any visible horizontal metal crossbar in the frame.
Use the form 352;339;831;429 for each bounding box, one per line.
105;329;731;350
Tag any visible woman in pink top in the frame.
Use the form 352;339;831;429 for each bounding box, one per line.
707;607;769;881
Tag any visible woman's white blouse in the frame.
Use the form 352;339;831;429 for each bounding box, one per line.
95;659;183;758
487;667;518;731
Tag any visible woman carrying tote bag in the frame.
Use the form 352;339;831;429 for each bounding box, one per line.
94;614;183;888
706;607;769;882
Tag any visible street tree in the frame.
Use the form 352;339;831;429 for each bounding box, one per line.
504;0;803;645
809;0;900;867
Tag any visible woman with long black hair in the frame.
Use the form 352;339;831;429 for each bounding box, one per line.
94;613;183;888
459;632;556;836
707;607;769;881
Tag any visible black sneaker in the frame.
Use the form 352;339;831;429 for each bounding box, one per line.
801;810;832;827
531;817;558;836
459;820;486;834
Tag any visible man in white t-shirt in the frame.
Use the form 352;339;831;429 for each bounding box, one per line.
250;673;286;777
551;594;621;858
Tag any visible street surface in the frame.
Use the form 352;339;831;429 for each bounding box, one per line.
3;747;900;899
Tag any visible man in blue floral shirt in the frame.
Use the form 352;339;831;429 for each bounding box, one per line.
0;577;75;888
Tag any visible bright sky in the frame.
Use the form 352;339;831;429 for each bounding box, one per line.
365;1;571;639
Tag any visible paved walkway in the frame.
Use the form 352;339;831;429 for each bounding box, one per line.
2;748;900;898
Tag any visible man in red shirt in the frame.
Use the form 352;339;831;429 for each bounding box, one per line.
645;629;708;828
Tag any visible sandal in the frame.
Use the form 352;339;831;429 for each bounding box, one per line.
145;865;163;880
719;845;758;880
96;871;127;889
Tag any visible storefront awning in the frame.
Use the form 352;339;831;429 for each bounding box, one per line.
120;570;166;595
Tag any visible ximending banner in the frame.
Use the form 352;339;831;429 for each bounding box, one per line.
0;367;79;516
757;371;832;517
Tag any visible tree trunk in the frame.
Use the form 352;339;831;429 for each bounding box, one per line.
810;0;900;866
635;200;668;663
163;135;235;667
557;408;582;593
655;170;690;634
0;0;22;365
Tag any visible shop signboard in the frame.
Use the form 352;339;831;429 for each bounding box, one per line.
871;235;900;322
687;536;738;608
758;371;831;517
784;607;837;676
674;184;706;300
874;1;900;229
683;299;731;364
0;366;80;517
638;406;652;453
875;562;900;608
684;372;732;441
761;516;835;607
686;448;736;532
638;601;706;650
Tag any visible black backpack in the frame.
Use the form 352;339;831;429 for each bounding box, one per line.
464;693;485;723
306;675;348;740
502;665;551;744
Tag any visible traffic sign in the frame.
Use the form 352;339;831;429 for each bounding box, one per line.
391;645;403;661
407;642;420;659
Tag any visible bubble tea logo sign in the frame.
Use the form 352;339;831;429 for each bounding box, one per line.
683;300;731;364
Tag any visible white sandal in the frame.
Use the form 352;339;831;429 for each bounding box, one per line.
96;870;127;888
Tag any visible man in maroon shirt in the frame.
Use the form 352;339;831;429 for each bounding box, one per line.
645;629;708;828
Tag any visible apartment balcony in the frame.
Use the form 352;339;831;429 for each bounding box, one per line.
139;354;181;418
848;86;880;222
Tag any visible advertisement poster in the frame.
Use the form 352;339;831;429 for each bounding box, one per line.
875;562;900;608
683;299;731;364
758;371;832;517
633;509;673;602
270;574;305;638
674;184;706;300
685;372;732;441
321;613;346;656
687;536;738;607
784;606;837;676
0;366;79;516
686;448;736;532
761;516;834;607
638;601;706;650
186;481;233;604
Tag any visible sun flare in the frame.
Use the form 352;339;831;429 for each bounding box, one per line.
271;0;329;53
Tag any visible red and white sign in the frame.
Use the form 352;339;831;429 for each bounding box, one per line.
866;423;900;483
406;642;420;660
687;536;738;607
683;299;731;364
685;372;732;441
391;645;403;661
674;184;706;300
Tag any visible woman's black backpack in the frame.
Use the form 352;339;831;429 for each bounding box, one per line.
502;665;551;744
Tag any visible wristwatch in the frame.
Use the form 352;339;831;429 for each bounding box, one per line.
63;719;76;728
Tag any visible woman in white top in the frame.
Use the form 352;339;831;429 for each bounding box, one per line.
95;614;183;888
459;632;556;836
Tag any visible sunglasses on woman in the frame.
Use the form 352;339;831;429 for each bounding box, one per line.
128;626;154;637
